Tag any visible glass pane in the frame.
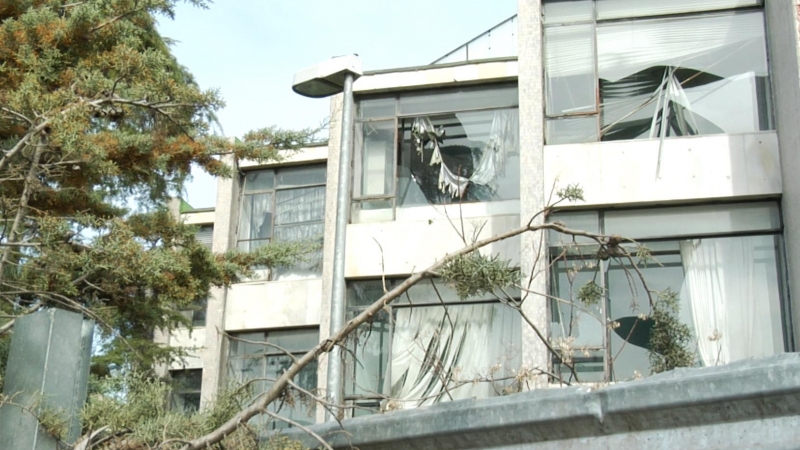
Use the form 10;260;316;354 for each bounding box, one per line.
543;0;594;24
358;98;396;119
607;252;687;380
227;357;265;383
598;12;771;141
345;309;390;397
267;358;318;428
244;170;274;192
239;192;273;241
237;239;270;253
274;186;325;225
267;329;319;354
545;116;598;144
347;280;393;307
390;303;521;405
171;369;202;391
191;298;207;327
550;258;605;348
603;202;780;239
597;0;761;20
553;349;605;383
355;120;395;197
272;222;323;280
678;235;784;364
171;392;201;413
195;225;213;249
276;165;326;188
547;210;600;245
351;199;394;223
229;332;267;357
397;109;520;207
398;86;519;116
545;24;596;115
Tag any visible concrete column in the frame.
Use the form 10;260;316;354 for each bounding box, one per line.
517;0;549;387
765;0;800;350
318;94;344;420
153;198;185;379
199;153;240;407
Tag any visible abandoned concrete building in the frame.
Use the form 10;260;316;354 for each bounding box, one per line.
160;1;800;447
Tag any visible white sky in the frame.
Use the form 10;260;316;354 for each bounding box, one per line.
156;0;518;208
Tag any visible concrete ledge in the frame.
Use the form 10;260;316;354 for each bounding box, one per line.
278;354;800;449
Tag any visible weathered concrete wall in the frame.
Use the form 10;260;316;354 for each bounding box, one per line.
345;212;521;278
168;328;205;370
200;153;240;407
766;0;800;350
224;279;322;330
517;0;549;386
545;132;781;208
354;60;518;94
281;354;800;450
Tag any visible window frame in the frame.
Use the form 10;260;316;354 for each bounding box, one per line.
546;200;790;383
237;164;326;280
225;328;320;430
353;84;520;222
170;369;202;414
541;1;771;144
344;278;522;416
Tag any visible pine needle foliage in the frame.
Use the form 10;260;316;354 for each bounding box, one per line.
439;251;520;299
648;289;695;373
0;0;321;372
82;373;308;450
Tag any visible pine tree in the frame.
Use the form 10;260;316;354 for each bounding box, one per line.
0;0;317;374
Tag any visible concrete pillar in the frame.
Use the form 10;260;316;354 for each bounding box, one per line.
0;309;93;448
765;0;800;350
517;0;550;387
199;153;240;407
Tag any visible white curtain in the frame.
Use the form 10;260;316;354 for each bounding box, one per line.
272;186;325;280
390;303;520;408
413;110;519;197
239;192;272;242
679;236;780;366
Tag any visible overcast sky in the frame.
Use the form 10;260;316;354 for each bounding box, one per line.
156;0;518;208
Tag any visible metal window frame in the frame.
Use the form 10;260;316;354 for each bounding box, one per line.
237;165;327;279
170;368;203;413
353;102;522;222
540;1;768;144
546;199;790;382
342;278;521;415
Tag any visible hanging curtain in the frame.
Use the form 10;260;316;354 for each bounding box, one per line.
389;303;519;408
238;192;273;251
412;110;519;197
679;236;780;366
273;186;325;280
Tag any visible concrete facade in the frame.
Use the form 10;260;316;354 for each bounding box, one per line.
166;0;800;445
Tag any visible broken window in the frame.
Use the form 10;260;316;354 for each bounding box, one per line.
353;86;520;223
344;279;521;415
548;201;786;383
543;1;772;144
237;165;326;280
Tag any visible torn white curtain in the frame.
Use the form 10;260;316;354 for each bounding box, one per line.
678;236;780;366
412;110;518;197
389;303;520;408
